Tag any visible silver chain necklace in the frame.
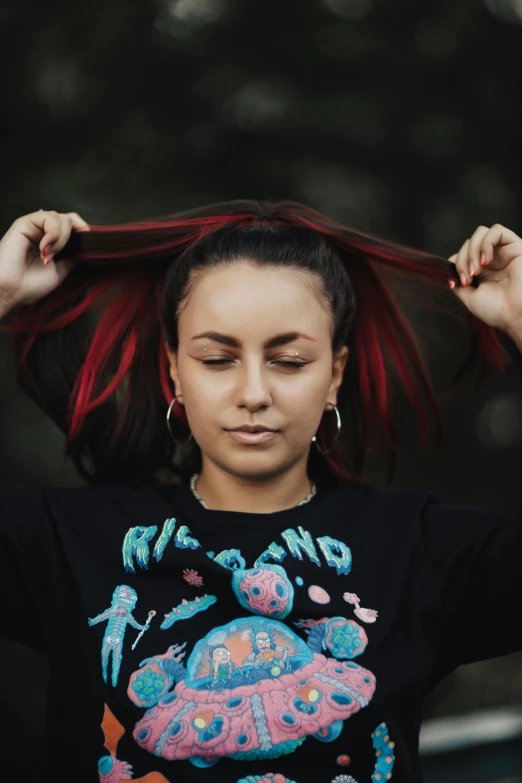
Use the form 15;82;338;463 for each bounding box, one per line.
189;472;317;510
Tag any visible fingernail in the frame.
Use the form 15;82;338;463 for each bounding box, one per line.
42;245;52;257
43;253;54;265
460;272;467;286
469;263;475;277
448;279;456;290
480;252;487;266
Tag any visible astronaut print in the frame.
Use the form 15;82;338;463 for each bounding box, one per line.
88;585;154;687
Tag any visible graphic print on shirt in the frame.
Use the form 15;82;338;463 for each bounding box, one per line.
294;618;368;660
98;702;170;782
128;616;376;766
326;721;395;783
231;565;294;618
97;516;394;779
88;585;154;687
183;568;204;587
308;585;331;604
369;721;395;782
161;594;217;628
343;592;379;624
97;702;394;783
98;704;301;783
235;776;296;783
122;519;353;580
325;721;395;783
128;642;188;707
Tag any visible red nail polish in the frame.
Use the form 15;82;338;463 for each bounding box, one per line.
448;279;456;289
42;245;52;257
44;253;54;265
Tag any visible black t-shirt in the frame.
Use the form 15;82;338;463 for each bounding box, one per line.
0;478;520;783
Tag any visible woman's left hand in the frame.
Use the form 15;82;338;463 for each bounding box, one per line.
448;223;522;337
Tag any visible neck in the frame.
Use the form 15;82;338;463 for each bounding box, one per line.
193;461;315;513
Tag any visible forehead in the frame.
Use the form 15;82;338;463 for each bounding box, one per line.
180;263;329;339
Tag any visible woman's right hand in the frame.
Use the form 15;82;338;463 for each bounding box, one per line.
0;209;90;309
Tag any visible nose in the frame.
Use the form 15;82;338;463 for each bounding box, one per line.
234;358;274;409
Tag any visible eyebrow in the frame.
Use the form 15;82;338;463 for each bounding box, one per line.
190;331;316;349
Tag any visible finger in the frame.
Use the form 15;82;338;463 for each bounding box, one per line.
25;211;65;256
480;223;522;268
467;225;489;277
42;212;90;259
455;238;471;287
42;213;73;258
67;212;91;232
6;210;56;247
56;214;76;254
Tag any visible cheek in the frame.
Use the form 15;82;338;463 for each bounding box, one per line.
184;381;224;420
286;371;330;401
194;379;230;407
280;386;328;426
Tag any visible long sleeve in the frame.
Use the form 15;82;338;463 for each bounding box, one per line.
419;495;522;675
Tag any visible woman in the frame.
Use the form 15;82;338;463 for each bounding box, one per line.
0;201;521;783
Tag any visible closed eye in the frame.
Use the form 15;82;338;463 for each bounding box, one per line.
201;359;306;370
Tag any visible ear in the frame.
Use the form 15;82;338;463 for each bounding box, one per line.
164;342;183;403
328;346;350;407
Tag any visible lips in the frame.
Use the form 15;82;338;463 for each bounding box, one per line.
229;428;277;433
227;430;278;444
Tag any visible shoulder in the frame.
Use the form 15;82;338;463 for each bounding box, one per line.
332;480;439;520
296;481;440;557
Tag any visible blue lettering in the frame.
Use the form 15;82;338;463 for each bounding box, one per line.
316;535;352;576
153;517;176;562
281;526;321;567
122;525;158;574
174;525;201;551
254;542;287;567
214;549;246;570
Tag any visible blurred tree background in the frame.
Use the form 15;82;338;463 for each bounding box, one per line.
1;0;521;779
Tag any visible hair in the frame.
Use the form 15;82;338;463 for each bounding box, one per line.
250;627;276;652
209;645;229;657
0;198;511;489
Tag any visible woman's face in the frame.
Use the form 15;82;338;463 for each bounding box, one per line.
165;261;349;482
